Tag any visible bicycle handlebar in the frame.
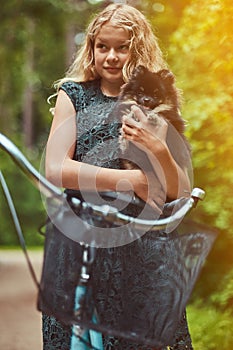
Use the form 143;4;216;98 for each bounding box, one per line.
0;133;205;231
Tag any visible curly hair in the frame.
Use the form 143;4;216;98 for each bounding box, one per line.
54;3;168;90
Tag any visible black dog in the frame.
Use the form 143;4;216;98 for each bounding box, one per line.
115;65;191;171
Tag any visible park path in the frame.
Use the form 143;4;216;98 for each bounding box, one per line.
0;250;43;350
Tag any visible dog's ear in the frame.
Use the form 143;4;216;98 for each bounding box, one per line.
159;69;175;83
133;65;146;76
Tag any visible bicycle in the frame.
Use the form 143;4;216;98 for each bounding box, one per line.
0;133;217;349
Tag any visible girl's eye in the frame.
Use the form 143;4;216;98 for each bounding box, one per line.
95;43;129;52
96;43;107;50
119;45;129;51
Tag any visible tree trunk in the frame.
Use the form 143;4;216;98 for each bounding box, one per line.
22;19;35;149
65;22;77;68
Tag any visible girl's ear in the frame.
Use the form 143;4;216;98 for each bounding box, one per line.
159;69;175;83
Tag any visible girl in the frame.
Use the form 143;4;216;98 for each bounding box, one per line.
43;3;192;349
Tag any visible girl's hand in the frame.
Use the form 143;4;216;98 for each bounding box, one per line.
121;105;168;198
121;105;168;153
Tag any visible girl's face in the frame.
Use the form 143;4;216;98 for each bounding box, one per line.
94;22;130;95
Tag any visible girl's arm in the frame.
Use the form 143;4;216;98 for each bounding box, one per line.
45;90;165;211
122;105;191;200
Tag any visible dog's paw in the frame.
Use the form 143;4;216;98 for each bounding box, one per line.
147;111;162;125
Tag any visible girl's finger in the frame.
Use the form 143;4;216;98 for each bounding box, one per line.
122;122;139;136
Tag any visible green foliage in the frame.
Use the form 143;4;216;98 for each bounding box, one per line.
187;302;233;349
210;269;233;310
167;2;233;345
168;0;233;251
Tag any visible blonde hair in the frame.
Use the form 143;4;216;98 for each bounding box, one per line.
54;3;167;91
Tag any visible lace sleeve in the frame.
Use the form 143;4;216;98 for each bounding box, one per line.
59;81;85;112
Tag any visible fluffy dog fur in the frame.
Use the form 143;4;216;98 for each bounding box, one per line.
115;65;191;171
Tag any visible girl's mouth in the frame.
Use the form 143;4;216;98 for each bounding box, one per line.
105;67;121;73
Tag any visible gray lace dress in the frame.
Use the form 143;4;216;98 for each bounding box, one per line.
41;79;194;350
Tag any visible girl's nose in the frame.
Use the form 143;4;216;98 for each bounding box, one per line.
107;49;118;62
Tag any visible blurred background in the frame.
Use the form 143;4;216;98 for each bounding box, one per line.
0;0;233;349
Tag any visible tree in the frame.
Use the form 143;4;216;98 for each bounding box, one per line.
169;0;233;232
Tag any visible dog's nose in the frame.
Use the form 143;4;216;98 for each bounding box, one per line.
140;96;157;109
